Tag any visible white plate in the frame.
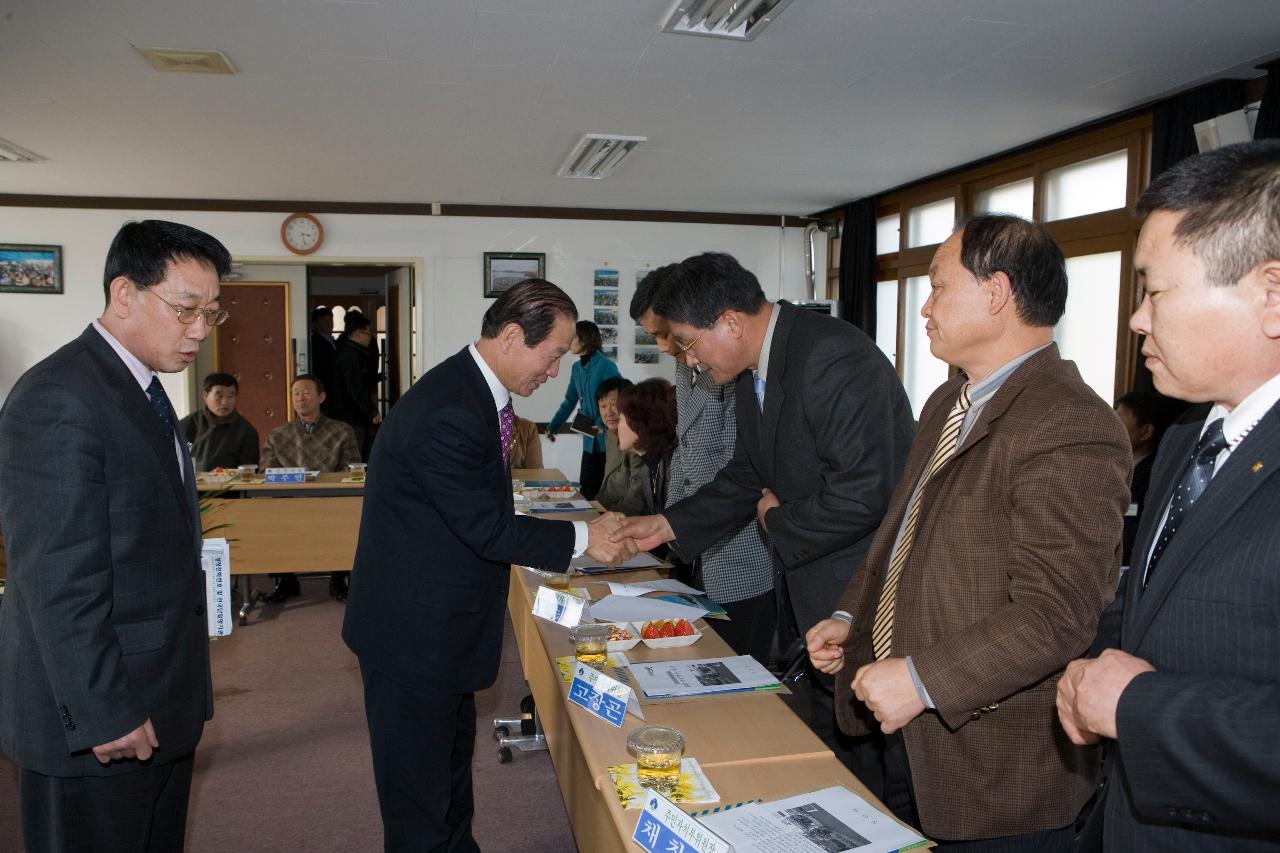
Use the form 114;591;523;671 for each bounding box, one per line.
599;621;641;652
202;472;235;484
638;622;703;649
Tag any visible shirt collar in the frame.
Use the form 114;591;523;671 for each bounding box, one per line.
1205;370;1280;448
469;343;511;412
965;342;1053;405
92;319;155;393
753;302;781;382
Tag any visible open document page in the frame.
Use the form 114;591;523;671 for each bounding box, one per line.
700;786;928;853
626;655;780;699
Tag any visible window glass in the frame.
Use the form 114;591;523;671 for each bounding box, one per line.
906;198;955;248
974;177;1034;219
1043;150;1127;221
902;275;951;417
875;280;898;364
876;215;901;256
1054;251;1122;402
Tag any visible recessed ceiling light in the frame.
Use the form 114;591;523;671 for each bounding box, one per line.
134;46;236;75
557;134;647;180
660;0;795;41
0;137;44;163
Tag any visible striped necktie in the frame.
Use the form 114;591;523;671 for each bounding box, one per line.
872;384;972;661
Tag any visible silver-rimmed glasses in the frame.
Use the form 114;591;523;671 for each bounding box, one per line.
147;287;230;326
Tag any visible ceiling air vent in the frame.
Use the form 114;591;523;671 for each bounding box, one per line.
557;134;647;180
660;0;795;41
134;47;236;75
0;137;44;163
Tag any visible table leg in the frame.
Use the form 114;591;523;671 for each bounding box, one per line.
237;574;258;626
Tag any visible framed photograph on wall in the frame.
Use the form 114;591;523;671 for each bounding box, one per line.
483;252;544;298
0;244;63;294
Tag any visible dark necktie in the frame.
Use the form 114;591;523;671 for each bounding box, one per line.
146;375;176;441
1144;418;1228;586
499;399;515;466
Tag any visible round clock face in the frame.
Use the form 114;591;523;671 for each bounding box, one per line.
282;213;322;254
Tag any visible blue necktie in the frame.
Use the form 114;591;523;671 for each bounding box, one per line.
1144;418;1228;586
146;375;176;441
753;374;765;412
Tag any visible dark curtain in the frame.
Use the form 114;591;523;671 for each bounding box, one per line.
837;198;877;335
1132;79;1247;393
1254;59;1280;140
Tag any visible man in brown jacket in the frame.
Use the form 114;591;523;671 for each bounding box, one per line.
807;214;1130;849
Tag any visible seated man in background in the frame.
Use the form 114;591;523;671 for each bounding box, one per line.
594;376;646;516
507;410;543;469
260;374;361;602
180;371;259;472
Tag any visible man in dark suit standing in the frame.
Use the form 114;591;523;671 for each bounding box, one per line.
342;278;635;853
0;220;230;852
808;215;1131;849
309;305;338;408
614;252;914;778
1059;140;1280;849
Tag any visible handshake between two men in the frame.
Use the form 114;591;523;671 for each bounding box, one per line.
584;511;641;567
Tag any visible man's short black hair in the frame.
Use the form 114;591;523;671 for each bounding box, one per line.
629;263;681;321
102;220;231;305
344;311;372;333
480;278;578;346
957;214;1067;327
595;375;633;402
311;306;333;322
293;373;325;395
203;372;238;393
651;253;767;329
1135;139;1280;286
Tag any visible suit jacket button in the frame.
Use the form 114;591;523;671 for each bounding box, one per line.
970;712;981;721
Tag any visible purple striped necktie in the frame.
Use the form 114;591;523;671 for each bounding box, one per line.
499;399;515;465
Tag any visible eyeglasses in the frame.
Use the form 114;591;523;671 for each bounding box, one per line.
674;330;705;356
147;287;230;326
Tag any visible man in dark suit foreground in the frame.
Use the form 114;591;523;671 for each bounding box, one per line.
614;252;914;782
808;215;1130;849
342;278;634;853
0;220;230;852
1059;141;1280;850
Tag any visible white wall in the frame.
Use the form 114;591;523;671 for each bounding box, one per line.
0;207;823;422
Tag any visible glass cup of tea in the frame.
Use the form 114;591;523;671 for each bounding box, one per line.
570;623;611;672
237;464;258;482
348;462;367;481
626;725;685;797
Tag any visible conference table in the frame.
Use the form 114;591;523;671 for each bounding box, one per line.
198;472;363;623
505;468;925;852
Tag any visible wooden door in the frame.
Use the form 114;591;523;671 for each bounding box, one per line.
215;281;292;440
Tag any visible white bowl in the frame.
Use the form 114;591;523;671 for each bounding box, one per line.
638;622;703;649
202;472;235;484
600;621;642;652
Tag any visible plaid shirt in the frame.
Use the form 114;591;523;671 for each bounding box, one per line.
668;361;774;602
260;415;361;472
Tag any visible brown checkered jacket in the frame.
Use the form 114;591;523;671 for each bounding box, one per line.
834;344;1131;840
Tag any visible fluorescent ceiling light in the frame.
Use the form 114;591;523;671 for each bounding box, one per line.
0;137;44;163
660;0;794;41
557;134;647;180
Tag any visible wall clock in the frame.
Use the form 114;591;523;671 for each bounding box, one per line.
281;212;323;255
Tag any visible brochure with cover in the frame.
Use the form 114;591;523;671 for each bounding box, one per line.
627;655;781;699
700;786;929;853
570;412;601;437
606;757;720;809
571;552;666;575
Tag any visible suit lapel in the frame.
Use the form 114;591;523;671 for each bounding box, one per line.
80;328;193;532
1125;405;1280;649
759;303;792;471
952;344;1060;460
677;376;711;441
454;348;509;487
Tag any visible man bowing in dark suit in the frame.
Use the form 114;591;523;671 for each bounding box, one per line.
342;278;635;853
0;220;230;852
614;252;914;776
1059;140;1280;850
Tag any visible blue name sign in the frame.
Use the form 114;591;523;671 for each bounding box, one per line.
632;790;732;853
264;467;306;483
568;671;628;728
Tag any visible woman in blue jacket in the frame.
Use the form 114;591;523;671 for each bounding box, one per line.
546;320;620;499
